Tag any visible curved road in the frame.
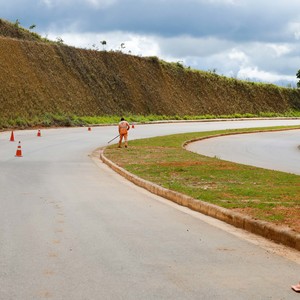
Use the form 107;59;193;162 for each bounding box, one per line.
1;119;300;300
186;129;300;175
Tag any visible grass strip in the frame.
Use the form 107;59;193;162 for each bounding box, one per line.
104;126;300;232
1;111;300;129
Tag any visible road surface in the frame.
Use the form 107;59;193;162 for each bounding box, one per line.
1;119;300;300
186;129;300;175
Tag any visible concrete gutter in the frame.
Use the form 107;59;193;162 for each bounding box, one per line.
100;149;300;251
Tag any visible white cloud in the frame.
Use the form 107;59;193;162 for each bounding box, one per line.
121;35;160;56
228;48;249;65
237;66;296;83
266;44;291;57
39;0;71;8
206;0;241;4
190;0;241;4
40;0;54;8
288;22;300;40
158;35;233;57
40;0;117;9
85;0;117;9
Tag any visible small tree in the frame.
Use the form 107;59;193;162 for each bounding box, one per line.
100;40;107;50
208;68;217;74
29;24;36;30
14;19;20;28
297;70;300;88
56;37;64;44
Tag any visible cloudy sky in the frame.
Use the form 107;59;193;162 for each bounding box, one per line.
2;0;300;86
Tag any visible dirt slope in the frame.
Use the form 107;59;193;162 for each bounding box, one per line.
1;19;300;122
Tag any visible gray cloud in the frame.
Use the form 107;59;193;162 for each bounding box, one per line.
3;0;299;41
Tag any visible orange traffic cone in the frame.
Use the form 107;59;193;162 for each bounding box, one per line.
88;127;91;131
37;129;41;137
10;131;15;142
132;124;135;129
15;141;23;157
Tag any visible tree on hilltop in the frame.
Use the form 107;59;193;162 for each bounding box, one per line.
297;70;300;88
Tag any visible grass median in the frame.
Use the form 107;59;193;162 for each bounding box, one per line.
104;126;300;233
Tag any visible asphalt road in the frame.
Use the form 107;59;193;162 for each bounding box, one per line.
186;128;300;175
1;119;300;300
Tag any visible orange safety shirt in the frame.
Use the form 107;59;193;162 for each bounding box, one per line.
119;120;130;135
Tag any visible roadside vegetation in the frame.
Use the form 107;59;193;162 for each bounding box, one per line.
1;111;300;130
104;126;300;233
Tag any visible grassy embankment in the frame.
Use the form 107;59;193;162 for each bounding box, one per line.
104;126;300;233
1;19;300;129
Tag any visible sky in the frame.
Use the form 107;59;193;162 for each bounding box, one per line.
2;0;300;86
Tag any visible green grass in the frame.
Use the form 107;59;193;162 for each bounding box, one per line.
104;126;300;229
1;111;300;130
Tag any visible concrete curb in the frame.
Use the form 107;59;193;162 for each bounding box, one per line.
100;149;300;251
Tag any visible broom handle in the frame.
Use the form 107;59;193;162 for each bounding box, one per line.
107;134;120;144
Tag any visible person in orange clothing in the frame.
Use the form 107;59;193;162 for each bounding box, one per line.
118;117;130;148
